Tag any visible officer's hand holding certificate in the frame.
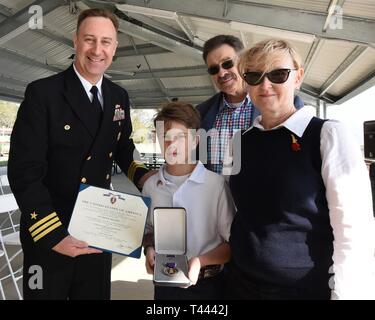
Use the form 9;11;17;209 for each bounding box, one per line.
68;184;149;258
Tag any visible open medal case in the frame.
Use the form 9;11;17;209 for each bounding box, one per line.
153;207;190;287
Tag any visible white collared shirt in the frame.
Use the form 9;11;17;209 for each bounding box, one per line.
73;63;104;108
142;161;236;260
250;107;375;299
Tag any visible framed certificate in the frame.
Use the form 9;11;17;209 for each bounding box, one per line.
68;184;150;258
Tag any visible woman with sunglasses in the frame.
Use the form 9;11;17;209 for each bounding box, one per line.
226;39;375;300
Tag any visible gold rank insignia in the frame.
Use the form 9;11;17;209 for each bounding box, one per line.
127;160;148;183
29;212;62;242
31;211;38;220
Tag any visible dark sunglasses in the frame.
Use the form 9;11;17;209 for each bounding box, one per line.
207;59;235;75
243;68;296;86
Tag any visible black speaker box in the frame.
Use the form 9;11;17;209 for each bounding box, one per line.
369;162;375;217
364;121;375;159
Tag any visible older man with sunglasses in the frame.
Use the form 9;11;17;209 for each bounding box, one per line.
197;35;303;175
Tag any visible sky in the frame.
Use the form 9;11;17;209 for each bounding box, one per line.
325;85;375;146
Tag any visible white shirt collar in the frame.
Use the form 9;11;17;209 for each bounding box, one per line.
156;161;206;186
250;107;313;138
73;63;103;104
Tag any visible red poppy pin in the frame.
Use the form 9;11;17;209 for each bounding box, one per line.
291;134;301;151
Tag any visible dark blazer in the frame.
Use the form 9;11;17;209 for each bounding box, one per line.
8;65;148;253
196;92;304;132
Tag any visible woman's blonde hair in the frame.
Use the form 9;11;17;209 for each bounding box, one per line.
238;39;303;75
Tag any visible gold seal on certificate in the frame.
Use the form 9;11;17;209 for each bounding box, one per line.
68;184;149;258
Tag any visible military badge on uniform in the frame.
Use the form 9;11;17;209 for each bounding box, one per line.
30;211;38;220
113;104;125;121
291;134;301;151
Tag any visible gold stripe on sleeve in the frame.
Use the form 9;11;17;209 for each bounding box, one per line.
33;221;62;242
30;217;60;238
127;161;137;182
29;212;57;232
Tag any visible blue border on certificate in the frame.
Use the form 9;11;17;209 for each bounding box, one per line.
70;183;150;259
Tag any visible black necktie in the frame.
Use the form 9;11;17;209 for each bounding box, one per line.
90;85;103;126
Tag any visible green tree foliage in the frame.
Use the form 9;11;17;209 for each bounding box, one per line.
0;100;19;128
130;109;156;144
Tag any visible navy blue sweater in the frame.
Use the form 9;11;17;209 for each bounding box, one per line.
229;117;333;290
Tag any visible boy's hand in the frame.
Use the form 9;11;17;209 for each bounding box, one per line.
145;246;155;274
187;256;201;286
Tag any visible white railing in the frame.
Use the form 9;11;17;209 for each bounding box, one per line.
0;127;12;137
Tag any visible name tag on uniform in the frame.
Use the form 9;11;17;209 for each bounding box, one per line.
113;104;125;121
